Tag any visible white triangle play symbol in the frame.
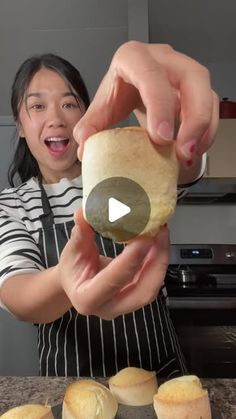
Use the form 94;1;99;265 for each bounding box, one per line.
108;197;131;222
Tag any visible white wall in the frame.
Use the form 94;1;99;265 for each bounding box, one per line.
0;123;15;190
0;122;39;375
0;310;38;376
207;61;236;101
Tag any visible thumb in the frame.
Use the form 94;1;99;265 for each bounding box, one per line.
72;208;95;245
73;73;114;160
73;116;99;161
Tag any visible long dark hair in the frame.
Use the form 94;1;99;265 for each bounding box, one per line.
8;53;90;187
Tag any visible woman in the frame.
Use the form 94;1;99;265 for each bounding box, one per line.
0;43;218;377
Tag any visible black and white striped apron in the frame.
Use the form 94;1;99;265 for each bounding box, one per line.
37;183;187;378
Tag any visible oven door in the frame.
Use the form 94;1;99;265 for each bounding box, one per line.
168;295;236;378
169;295;236;310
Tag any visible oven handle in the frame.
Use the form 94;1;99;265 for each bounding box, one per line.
168;297;236;310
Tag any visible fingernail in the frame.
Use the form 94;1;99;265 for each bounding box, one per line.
184;159;193;168
156;121;174;142
181;139;197;159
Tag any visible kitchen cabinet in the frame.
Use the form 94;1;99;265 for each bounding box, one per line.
205;119;236;177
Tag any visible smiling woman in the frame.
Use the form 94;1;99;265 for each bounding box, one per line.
9;54;90;186
0;51;186;379
16;67;86;184
0;42;217;379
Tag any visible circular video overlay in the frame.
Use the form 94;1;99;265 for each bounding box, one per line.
85;177;151;242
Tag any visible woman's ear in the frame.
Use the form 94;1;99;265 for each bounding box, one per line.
16;122;25;138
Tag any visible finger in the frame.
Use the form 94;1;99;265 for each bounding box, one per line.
176;90;219;167
115;42;214;149
114;42;175;140
73;42;176;159
153;48;215;161
96;226;170;320
64;208;99;290
71;208;95;249
71;235;155;314
74;76;140;160
197;90;219;156
75;41;217;162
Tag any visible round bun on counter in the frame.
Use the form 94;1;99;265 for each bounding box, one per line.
153;375;212;419
108;366;158;406
62;379;118;419
82;127;179;243
0;404;53;419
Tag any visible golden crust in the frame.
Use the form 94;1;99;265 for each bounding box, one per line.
62;379;118;419
108;367;158;406
153;375;212;419
0;404;53;419
82;127;179;242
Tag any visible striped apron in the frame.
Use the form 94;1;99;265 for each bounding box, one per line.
37;183;187;378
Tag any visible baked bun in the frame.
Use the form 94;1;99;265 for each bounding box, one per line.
82;127;179;242
62;379;118;419
108;366;158;406
153;375;212;419
0;404;53;418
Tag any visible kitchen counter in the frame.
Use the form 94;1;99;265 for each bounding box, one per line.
0;376;235;418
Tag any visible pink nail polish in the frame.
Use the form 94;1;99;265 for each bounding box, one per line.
182;140;197;159
186;159;193;167
189;144;196;154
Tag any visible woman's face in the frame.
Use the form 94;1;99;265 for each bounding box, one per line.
18;67;85;183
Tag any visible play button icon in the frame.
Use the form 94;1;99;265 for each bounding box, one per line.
84;177;151;242
108;197;131;222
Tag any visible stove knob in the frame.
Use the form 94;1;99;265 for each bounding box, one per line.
226;251;236;259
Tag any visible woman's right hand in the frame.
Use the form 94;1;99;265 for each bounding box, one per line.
58;209;169;320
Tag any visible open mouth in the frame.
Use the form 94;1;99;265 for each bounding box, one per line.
44;137;69;152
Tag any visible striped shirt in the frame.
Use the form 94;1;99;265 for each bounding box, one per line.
0;175;188;292
0;177;83;291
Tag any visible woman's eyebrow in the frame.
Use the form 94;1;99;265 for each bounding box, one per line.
62;91;80;100
25;92;79;100
25;92;41;100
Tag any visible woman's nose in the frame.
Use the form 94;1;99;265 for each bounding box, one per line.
46;106;66;127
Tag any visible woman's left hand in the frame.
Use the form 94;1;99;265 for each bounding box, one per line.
59;209;169;320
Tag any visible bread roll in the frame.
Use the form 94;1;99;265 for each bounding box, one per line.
108;366;158;406
82;127;179;242
153;375;212;419
0;404;53;418
62;379;118;419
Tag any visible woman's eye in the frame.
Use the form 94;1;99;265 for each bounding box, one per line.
30;104;44;110
63;102;79;109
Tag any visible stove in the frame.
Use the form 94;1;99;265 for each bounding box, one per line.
165;245;236;378
165;244;236;309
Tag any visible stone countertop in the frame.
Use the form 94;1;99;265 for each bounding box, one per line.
0;377;235;418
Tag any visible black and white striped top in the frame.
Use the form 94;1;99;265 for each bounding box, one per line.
0;175;188;292
0;177;82;291
0;175;191;377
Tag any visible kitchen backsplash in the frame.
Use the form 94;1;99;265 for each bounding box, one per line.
169;204;236;244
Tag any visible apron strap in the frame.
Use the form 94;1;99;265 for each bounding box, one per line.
38;182;54;228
